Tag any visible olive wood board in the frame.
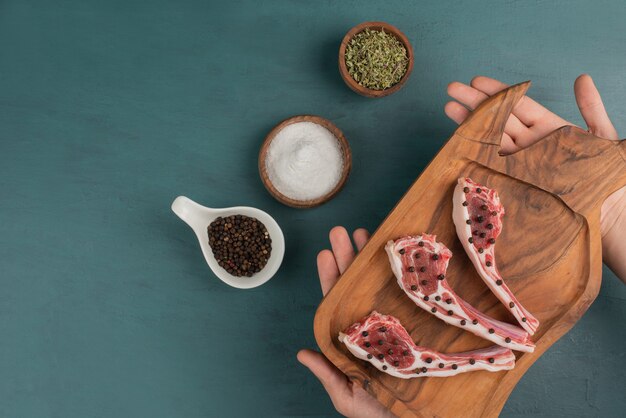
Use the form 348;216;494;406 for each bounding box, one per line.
313;81;626;417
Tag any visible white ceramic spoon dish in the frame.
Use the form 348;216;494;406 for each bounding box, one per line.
171;196;285;289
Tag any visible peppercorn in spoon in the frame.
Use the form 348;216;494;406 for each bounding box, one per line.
171;196;285;289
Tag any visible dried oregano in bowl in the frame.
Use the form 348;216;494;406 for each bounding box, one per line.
344;28;409;91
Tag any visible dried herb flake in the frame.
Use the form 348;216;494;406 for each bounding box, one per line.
345;28;408;91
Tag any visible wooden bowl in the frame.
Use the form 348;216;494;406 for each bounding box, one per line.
339;21;414;98
258;115;352;208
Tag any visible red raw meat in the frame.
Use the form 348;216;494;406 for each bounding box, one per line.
385;235;535;352
339;311;516;378
452;177;540;335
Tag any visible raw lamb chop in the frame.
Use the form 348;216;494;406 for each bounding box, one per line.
385;235;535;352
339;311;515;378
452;177;539;335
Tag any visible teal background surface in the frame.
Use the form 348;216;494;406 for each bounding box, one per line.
1;1;625;417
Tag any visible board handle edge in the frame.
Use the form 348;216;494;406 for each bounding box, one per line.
455;81;530;147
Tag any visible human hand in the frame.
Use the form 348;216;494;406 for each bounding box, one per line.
297;227;397;418
445;75;626;281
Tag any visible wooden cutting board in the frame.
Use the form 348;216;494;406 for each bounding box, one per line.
313;82;626;417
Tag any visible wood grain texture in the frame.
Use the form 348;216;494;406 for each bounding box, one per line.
314;81;626;417
2;2;626;417
338;21;414;98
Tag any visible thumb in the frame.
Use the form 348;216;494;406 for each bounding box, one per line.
297;349;351;403
574;74;619;140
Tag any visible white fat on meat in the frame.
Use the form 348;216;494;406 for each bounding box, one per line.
452;177;539;335
385;235;535;352
339;311;516;378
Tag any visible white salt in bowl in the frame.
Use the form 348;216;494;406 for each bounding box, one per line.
258;115;351;208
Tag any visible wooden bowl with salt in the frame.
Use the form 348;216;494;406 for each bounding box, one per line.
339;21;414;98
258;115;351;208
